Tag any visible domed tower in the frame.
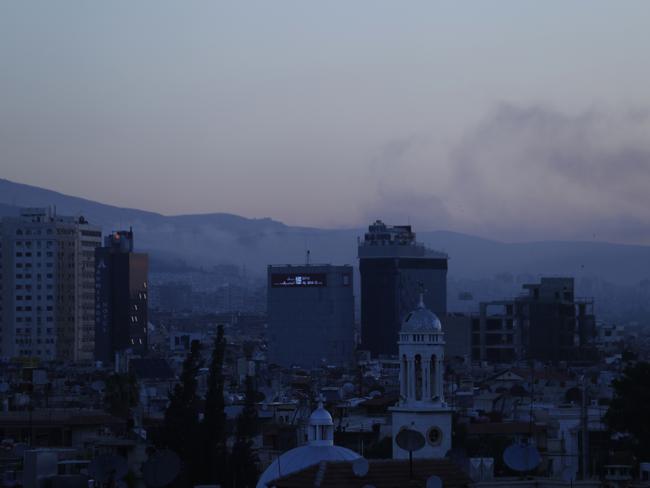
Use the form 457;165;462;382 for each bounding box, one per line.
391;293;452;459
307;400;335;446
256;400;361;488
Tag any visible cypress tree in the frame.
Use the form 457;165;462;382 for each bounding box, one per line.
605;361;650;459
201;325;228;484
230;375;260;488
161;340;203;486
104;372;139;420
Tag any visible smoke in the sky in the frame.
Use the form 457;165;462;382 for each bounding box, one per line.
363;104;650;244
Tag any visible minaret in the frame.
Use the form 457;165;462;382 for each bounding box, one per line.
391;292;452;459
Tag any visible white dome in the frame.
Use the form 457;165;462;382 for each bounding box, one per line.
256;444;361;488
309;406;333;426
256;402;360;487
401;298;441;332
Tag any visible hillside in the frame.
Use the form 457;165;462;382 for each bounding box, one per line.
1;178;649;285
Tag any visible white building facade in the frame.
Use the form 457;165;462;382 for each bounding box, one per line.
0;208;101;361
391;295;452;459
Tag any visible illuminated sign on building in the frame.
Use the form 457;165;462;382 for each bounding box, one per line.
271;273;327;287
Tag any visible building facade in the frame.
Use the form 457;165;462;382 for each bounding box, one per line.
472;277;596;363
0;208;101;361
359;220;448;357
267;264;354;368
95;229;148;363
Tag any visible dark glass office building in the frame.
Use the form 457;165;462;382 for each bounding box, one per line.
267;264;354;368
95;229;148;363
359;221;448;357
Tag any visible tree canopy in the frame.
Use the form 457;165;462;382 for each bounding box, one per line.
605;361;650;459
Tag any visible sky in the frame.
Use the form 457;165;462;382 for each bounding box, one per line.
2;1;650;243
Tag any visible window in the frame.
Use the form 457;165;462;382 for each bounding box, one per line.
414;354;423;401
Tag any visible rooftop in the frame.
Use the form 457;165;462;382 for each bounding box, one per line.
268;458;472;488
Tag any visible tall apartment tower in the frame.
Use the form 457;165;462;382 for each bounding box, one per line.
267;264;354;368
359;220;448;357
0;208;101;361
95;229;148;363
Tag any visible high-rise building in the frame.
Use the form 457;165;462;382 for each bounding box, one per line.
359;220;448;357
0;208;101;361
472;277;596;363
95;229;148;363
267;264;354;368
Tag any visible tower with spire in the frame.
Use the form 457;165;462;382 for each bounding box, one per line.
391;290;452;459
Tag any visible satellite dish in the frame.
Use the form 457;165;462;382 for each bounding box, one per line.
503;442;541;472
396;429;425;452
90;381;105;392
88;455;128;483
352;458;369;478
426;475;443;488
142;450;181;487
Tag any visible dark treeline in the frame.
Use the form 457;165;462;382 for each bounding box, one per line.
153;325;260;487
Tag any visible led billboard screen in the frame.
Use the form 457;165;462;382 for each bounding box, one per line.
271;273;327;287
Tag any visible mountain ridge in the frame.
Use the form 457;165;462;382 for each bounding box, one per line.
1;178;649;285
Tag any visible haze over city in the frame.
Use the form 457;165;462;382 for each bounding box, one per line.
3;2;650;243
4;3;650;488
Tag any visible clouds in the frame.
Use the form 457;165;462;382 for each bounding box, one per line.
362;104;650;244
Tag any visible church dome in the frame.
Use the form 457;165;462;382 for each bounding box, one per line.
256;401;361;488
256;445;361;488
401;296;442;332
309;405;333;426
